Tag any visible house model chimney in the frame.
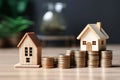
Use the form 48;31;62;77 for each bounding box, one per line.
96;22;102;30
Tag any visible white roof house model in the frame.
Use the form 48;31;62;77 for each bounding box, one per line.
77;22;109;51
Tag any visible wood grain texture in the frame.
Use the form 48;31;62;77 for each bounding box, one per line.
0;45;120;80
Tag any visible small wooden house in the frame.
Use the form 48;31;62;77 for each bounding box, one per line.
14;32;41;68
77;22;109;51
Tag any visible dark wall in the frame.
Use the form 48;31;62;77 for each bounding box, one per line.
29;0;120;44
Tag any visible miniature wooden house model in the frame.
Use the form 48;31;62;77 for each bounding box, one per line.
77;22;109;51
14;32;41;68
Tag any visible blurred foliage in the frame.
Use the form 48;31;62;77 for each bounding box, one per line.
0;16;33;38
0;0;29;17
0;0;33;38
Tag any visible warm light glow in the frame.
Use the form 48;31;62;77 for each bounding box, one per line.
43;11;53;21
55;3;63;12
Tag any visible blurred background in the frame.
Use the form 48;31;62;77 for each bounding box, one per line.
0;0;120;47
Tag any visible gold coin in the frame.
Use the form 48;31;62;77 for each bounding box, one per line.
42;57;54;68
88;51;100;55
74;50;86;58
101;50;112;59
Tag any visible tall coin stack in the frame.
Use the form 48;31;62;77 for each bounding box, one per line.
42;57;54;68
87;51;100;68
101;50;112;67
74;50;86;68
65;50;75;68
58;54;70;69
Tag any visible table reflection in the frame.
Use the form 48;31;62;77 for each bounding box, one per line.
43;69;48;80
16;67;108;80
89;68;94;80
59;69;64;80
102;68;106;80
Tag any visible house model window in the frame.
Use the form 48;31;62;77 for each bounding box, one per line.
25;47;28;56
26;58;30;62
92;41;96;45
83;41;86;45
29;47;32;56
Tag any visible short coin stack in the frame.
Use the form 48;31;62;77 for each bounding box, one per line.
74;50;86;68
58;54;70;69
42;57;54;68
101;50;112;67
87;51;100;68
65;50;75;68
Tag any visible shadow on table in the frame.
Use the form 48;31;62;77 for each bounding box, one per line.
112;65;120;67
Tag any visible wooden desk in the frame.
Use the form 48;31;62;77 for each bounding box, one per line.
0;45;120;80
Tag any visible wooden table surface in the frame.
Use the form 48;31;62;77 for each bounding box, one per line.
0;45;120;80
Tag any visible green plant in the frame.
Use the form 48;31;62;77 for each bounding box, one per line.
0;0;33;38
0;0;29;18
0;16;33;38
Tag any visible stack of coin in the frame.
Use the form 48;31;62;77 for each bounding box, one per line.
42;57;54;68
58;54;70;69
74;50;86;68
87;51;100;68
65;50;75;68
101;50;112;67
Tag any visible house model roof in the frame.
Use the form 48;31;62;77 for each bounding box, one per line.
17;32;41;47
77;22;109;40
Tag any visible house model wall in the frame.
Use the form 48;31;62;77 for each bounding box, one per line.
14;32;42;68
77;22;109;51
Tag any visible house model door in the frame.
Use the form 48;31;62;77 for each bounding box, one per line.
26;57;30;63
86;42;92;51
